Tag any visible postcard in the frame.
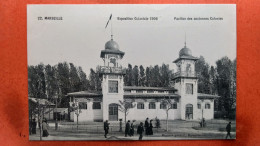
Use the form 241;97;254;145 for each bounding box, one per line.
27;4;236;140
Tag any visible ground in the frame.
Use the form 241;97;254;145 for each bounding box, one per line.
29;119;236;140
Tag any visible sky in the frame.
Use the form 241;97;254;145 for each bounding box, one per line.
28;4;236;75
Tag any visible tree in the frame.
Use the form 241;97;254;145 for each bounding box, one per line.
160;98;175;131
139;65;145;86
118;99;136;124
215;56;236;118
56;62;70;108
145;67;151;87
132;65;139;86
69;63;81;92
28;64;47;99
124;64;133;86
160;64;170;87
195;56;211;94
88;68;102;91
78;66;90;91
70;99;82;131
150;65;161;87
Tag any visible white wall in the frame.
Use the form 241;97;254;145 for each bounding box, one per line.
196;99;214;120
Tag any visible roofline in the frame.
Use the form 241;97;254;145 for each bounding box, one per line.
173;56;198;63
123;86;177;91
100;50;125;58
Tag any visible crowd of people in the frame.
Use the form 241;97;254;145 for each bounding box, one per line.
104;117;156;140
104;118;233;140
29;118;49;137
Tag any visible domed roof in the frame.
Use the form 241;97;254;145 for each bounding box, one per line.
179;46;192;57
105;39;119;50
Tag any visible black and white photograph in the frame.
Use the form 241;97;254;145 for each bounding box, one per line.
27;4;236;140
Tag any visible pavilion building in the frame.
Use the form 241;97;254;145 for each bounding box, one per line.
67;38;219;122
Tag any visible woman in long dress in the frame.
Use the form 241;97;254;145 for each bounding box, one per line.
42;119;49;137
130;120;135;136
148;120;153;135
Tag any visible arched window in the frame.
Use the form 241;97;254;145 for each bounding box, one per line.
186;64;191;73
205;103;211;109
110;58;117;67
137;102;144;109
149;102;156;109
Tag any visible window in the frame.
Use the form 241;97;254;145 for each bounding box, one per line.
137;90;143;93
197;103;201;109
185;83;193;94
158;90;164;93
205;103;211;109
147;90;154;93
126;102;133;108
160;103;167;109
79;102;87;109
108;81;118;93
137;103;144;109
110;58;116;67
149;102;156;109
124;90;131;93
93;102;101;109
171;103;177;109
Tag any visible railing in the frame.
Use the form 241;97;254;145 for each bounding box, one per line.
173;71;198;78
99;66;126;74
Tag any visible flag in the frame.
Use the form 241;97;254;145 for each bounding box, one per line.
105;14;112;28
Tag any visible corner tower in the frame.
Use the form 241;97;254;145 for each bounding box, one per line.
172;42;198;120
100;38;125;122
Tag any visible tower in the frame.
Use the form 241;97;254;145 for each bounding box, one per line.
100;37;125;121
172;42;198;120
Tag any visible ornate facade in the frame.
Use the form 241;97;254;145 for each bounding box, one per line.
67;38;218;122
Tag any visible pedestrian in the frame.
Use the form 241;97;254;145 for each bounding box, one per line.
226;122;232;139
148;120;153;135
144;117;149;135
130;120;135;136
137;122;144;140
32;119;37;134
42;119;49;137
104;120;109;138
125;120;131;137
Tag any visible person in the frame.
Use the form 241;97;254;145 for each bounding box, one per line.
144;118;149;135
130;120;135;136
148;120;153;135
137;122;144;140
104;120;109;138
125;120;131;137
32;119;37;134
42;119;49;137
226;122;232;139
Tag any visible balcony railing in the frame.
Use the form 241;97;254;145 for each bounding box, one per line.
99;66;126;74
173;71;198;78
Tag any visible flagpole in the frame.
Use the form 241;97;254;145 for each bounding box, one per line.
111;15;113;40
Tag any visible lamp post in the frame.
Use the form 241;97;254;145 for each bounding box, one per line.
201;100;205;127
54;94;58;130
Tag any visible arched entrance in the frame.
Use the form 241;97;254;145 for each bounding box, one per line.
185;104;193;119
109;103;118;121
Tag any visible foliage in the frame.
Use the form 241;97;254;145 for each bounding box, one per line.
160;98;174;131
118;99;136;123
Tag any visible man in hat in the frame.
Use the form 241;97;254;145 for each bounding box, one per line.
125;120;131;137
226;122;232;139
144;118;149;135
137;122;144;140
104;120;109;138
